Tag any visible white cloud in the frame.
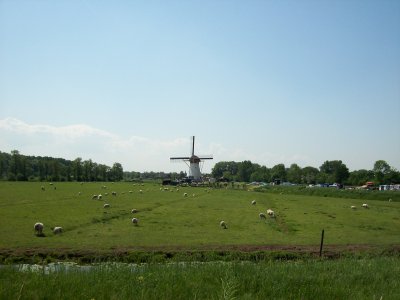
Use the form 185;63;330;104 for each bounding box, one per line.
0;118;214;172
0;118;318;172
0;117;114;139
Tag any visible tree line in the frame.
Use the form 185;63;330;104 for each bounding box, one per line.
123;170;187;181
1;150;398;186
211;160;400;186
0;150;124;182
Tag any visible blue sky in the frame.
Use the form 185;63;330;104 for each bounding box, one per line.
1;0;399;173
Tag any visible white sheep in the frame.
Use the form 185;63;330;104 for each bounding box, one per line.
97;194;102;200
78;192;81;196
132;217;139;226
389;198;392;202
34;222;44;235
220;220;227;229
259;212;266;219
92;195;98;200
184;193;188;197
362;203;369;209
351;205;356;209
53;227;63;234
267;209;275;217
251;200;256;205
104;203;110;208
129;191;133;194
139;190;143;194
112;191;117;196
131;209;138;214
192;193;196;197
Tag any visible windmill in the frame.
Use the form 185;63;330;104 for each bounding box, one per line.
170;136;213;181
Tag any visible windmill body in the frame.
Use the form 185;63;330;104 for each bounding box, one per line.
170;136;213;181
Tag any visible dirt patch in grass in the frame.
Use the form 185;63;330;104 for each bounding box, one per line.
1;244;399;264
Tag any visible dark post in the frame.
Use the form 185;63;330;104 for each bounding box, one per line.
319;229;325;257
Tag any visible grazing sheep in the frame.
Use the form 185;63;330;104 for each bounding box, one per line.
139;190;143;194
267;209;275;217
112;191;117;196
131;209;138;214
97;194;102;200
129;191;133;194
132;217;139;226
220;220;227;229
183;193;188;197
389;198;392;202
104;192;108;196
34;222;44;235
259;212;266;219
251;200;256;205
362;203;369;209
53;227;63;234
78;192;81;196
192;193;196;197
92;195;98;200
351;205;356;209
104;203;110;208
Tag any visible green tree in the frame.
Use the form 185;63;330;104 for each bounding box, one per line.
302;166;319;184
287;163;302;184
319;160;349;184
73;158;83;181
211;161;238;179
237;160;254;182
250;165;270;183
373;160;391;184
111;162;123;181
271;164;286;182
347;169;374;186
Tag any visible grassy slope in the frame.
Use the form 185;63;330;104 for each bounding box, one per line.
0;182;399;250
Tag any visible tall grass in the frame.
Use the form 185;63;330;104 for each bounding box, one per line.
1;257;399;299
257;185;400;202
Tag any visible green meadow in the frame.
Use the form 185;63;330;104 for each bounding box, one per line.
1;182;400;299
0;181;399;251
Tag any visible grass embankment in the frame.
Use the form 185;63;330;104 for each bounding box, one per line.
256;185;400;202
1;257;399;299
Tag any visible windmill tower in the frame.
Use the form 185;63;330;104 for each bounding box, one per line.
170;136;213;181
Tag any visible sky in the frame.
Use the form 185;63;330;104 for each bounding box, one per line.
0;0;399;173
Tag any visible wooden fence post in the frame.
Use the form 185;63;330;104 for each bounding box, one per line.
319;229;325;257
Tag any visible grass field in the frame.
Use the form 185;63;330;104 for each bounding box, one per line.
1;182;400;299
1;257;399;299
0;181;399;253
